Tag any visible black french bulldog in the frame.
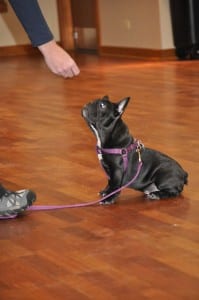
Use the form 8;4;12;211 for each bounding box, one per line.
82;96;188;205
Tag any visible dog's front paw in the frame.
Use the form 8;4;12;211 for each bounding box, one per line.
99;184;121;205
100;197;117;205
99;185;110;197
99;192;120;205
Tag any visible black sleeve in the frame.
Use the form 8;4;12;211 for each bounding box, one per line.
8;0;54;47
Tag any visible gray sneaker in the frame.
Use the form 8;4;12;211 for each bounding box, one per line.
0;189;36;218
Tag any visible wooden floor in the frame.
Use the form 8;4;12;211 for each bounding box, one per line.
0;53;198;300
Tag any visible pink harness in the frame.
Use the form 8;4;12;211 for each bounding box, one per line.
97;140;143;172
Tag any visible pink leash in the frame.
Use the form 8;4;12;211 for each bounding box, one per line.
0;160;142;219
28;160;143;211
1;142;143;220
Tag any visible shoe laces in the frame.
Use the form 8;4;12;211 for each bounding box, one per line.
0;190;24;204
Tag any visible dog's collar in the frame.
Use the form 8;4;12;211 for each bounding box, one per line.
96;139;144;171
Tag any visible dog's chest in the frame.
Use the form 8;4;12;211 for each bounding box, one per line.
90;125;103;161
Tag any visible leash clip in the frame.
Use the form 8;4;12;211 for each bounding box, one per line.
136;148;142;162
136;141;144;162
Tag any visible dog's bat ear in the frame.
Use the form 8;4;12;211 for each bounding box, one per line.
117;97;130;115
102;95;109;101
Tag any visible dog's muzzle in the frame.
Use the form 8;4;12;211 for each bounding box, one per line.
82;107;88;119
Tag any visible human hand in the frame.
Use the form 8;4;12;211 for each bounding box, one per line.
38;40;80;78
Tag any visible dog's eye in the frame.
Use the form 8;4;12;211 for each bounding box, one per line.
99;102;106;109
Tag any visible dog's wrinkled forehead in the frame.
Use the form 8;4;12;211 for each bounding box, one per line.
83;96;116;120
89;96;114;111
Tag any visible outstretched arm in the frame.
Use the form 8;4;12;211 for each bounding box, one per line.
8;0;80;78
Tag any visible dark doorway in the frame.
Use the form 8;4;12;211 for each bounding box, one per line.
70;0;98;53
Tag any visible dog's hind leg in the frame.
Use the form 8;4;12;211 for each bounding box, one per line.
147;187;182;200
146;167;188;200
144;183;160;199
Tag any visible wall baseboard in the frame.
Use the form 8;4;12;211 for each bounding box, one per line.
99;46;176;61
0;44;39;57
0;44;176;61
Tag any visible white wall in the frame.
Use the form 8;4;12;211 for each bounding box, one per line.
0;0;60;47
98;0;174;49
158;0;174;49
0;0;174;50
